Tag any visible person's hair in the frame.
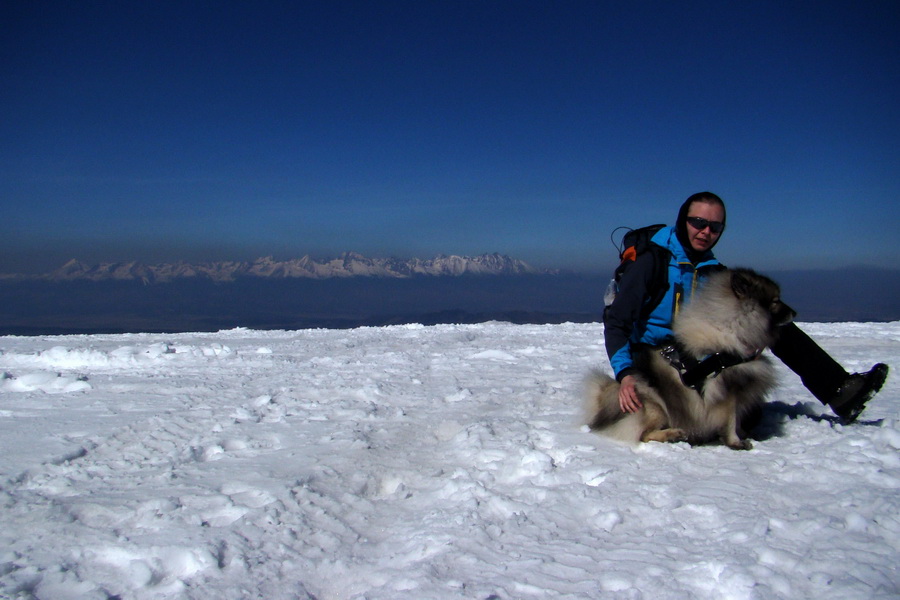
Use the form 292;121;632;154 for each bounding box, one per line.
684;191;726;215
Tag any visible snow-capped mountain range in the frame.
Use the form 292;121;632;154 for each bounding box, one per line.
33;252;547;283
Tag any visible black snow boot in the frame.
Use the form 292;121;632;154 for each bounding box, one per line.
828;363;889;424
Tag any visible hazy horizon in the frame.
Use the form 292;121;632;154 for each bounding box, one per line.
2;264;898;336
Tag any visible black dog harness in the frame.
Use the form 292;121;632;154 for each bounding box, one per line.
659;342;763;393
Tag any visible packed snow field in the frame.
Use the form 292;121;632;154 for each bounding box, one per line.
0;321;897;599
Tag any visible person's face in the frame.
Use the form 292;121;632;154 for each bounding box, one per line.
686;201;725;253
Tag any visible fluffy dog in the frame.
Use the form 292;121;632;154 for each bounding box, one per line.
586;268;796;450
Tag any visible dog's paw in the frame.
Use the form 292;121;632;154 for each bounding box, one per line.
667;428;689;443
643;428;688;444
726;438;753;451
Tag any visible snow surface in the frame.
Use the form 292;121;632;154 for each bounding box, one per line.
0;321;897;599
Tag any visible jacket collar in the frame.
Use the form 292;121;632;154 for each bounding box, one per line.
652;226;718;268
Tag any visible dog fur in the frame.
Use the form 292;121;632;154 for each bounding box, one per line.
586;268;796;450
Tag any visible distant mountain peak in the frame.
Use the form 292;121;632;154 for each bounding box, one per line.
38;253;550;283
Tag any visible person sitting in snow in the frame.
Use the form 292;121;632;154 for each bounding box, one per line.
603;191;889;423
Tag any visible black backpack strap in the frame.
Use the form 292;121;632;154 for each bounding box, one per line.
641;244;671;318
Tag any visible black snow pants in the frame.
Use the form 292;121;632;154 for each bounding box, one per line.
770;322;848;404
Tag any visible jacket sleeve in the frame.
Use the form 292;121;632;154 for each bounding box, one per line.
603;251;659;381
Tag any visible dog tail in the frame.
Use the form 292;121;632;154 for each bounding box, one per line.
583;369;647;444
583;369;625;430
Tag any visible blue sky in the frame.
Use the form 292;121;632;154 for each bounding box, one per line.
2;1;898;274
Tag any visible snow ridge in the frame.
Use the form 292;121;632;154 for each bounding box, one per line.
37;252;545;283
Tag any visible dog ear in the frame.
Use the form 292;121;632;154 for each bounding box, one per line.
730;269;756;299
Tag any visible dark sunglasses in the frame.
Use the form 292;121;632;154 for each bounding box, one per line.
686;216;725;234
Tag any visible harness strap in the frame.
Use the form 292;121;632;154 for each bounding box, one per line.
660;342;762;393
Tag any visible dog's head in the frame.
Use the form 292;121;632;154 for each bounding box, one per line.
730;268;796;327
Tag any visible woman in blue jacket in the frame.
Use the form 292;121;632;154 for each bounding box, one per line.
603;191;888;422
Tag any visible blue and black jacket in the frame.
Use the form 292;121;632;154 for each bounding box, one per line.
603;226;723;381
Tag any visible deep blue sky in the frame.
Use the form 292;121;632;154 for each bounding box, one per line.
2;1;898;274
